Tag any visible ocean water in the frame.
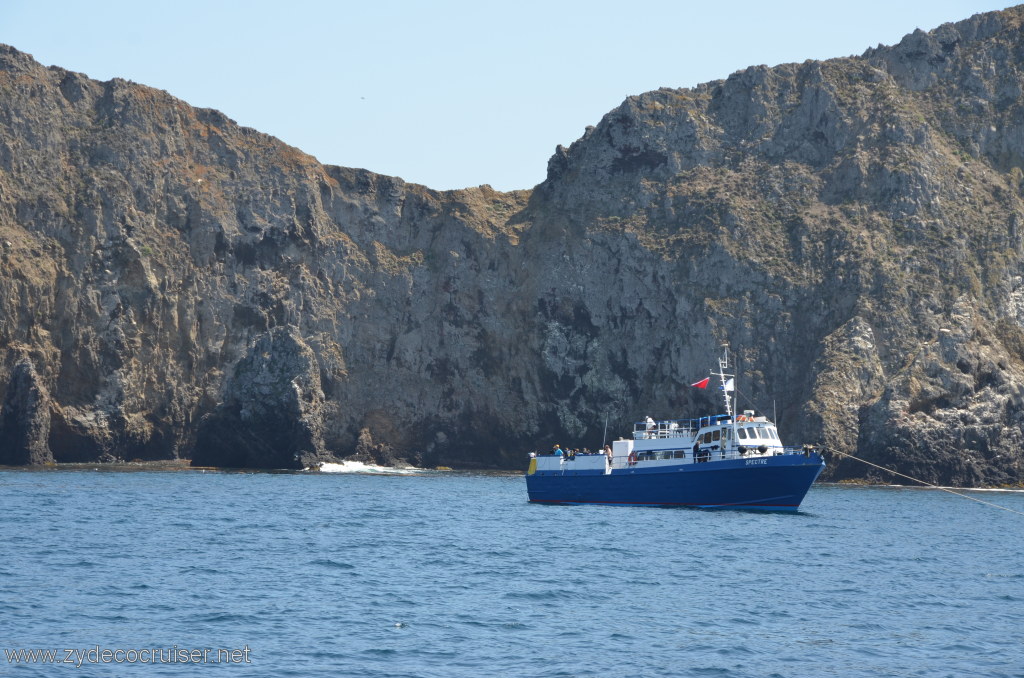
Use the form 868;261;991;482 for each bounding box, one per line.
1;468;1022;678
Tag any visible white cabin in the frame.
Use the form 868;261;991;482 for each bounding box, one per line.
531;410;788;475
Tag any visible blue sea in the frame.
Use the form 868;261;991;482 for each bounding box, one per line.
1;467;1022;678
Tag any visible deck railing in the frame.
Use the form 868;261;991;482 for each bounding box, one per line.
562;446;813;466
632;419;703;440
535;446;816;472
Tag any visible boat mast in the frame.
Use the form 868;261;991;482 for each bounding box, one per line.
717;344;737;454
717;344;733;417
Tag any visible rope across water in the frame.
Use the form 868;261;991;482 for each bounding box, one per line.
830;449;1024;517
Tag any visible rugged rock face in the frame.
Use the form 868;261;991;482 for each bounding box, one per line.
2;7;1024;484
0;358;52;465
192;326;329;469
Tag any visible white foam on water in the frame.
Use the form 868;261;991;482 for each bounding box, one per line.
315;460;428;475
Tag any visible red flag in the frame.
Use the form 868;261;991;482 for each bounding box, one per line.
691;377;710;389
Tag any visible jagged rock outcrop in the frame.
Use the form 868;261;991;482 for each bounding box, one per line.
192;326;329;469
0;358;53;465
3;7;1024;484
351;427;402;467
805;317;885;466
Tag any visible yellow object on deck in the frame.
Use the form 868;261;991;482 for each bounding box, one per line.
527;457;537;475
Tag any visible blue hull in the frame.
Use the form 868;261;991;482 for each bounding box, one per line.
526;454;825;510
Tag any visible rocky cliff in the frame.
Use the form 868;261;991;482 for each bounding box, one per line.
3;7;1024;485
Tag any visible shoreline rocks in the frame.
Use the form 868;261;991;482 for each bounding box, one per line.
192;326;330;469
0;358;53;465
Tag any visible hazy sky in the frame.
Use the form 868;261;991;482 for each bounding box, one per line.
0;1;1012;191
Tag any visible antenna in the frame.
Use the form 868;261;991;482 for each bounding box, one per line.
716;343;738;456
716;344;734;418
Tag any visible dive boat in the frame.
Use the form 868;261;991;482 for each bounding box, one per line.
525;347;825;510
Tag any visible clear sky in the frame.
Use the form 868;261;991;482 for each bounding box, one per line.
0;1;1013;191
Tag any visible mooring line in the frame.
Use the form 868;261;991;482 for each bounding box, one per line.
830;450;1024;517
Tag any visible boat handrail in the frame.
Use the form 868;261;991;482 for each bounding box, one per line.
632;418;709;439
607;445;813;468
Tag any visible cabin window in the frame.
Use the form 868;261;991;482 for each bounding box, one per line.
674;450;687;459
757;427;769;438
712;429;721;441
745;426;756;438
703;432;712;444
737;427;748;440
767;427;778;440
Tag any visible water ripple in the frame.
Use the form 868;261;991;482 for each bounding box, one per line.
1;473;1022;677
